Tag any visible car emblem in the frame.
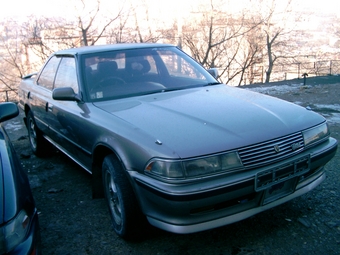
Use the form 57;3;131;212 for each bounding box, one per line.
291;142;301;151
274;145;281;153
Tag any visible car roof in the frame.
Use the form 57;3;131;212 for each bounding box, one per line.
54;43;175;56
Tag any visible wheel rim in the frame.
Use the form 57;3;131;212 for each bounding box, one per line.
28;118;37;150
105;170;122;226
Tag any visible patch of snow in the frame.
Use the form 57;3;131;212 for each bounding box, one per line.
4;121;23;131
313;104;340;112
321;113;340;125
247;85;340;125
312;104;340;125
246;83;306;95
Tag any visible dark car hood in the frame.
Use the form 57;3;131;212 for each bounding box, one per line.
94;85;325;158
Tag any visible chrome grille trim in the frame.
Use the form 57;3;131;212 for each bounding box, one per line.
238;132;304;168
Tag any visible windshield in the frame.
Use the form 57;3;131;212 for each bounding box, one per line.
81;46;218;101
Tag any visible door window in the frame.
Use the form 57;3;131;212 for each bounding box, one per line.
37;56;61;90
54;57;79;93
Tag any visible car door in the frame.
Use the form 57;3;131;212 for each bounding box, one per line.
47;57;93;170
30;56;61;136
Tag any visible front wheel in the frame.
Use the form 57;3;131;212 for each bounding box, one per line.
102;154;144;239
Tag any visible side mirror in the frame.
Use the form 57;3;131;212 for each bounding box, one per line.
207;68;218;79
0;102;19;123
53;87;81;102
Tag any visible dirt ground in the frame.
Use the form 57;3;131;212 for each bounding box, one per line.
5;76;340;255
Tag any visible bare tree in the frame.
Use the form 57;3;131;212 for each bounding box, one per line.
106;0;171;44
21;17;64;66
235;32;263;86
106;9;131;44
76;0;124;46
17;0;126;73
260;0;297;83
0;19;28;101
182;0;262;84
131;2;161;43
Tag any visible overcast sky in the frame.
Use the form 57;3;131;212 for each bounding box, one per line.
2;0;339;21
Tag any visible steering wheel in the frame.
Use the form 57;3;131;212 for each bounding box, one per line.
91;76;126;93
97;76;125;87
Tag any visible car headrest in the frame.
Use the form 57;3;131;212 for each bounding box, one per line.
129;59;151;75
97;61;118;75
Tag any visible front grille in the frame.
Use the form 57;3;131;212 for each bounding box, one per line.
238;132;304;168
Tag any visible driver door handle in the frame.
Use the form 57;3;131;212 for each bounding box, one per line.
46;102;53;112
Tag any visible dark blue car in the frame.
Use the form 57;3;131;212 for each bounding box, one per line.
0;102;41;254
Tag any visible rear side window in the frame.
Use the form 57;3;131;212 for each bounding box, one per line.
54;57;79;93
37;56;61;90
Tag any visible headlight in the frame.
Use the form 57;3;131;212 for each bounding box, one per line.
0;210;30;253
303;122;329;147
145;160;184;178
145;151;243;179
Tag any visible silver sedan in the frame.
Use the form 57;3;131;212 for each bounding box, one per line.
18;44;338;239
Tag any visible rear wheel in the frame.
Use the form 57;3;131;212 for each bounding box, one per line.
102;154;144;239
27;111;51;157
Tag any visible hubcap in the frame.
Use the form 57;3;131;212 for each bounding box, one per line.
105;170;122;225
28;118;37;149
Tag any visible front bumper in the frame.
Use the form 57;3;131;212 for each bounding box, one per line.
130;137;337;234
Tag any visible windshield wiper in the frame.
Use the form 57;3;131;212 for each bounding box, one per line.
161;83;220;93
161;86;198;92
203;82;221;86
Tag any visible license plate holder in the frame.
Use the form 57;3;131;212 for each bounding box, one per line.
255;156;310;203
262;178;297;204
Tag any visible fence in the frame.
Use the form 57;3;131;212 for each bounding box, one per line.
218;59;340;86
0;90;17;103
270;60;340;82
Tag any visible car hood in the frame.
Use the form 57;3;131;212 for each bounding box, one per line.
94;85;325;158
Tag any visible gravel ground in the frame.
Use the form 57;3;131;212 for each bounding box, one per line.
4;76;340;255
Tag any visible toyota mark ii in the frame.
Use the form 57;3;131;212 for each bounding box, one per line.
18;44;338;239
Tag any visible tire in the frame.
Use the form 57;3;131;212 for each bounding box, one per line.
26;111;51;157
102;154;144;239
